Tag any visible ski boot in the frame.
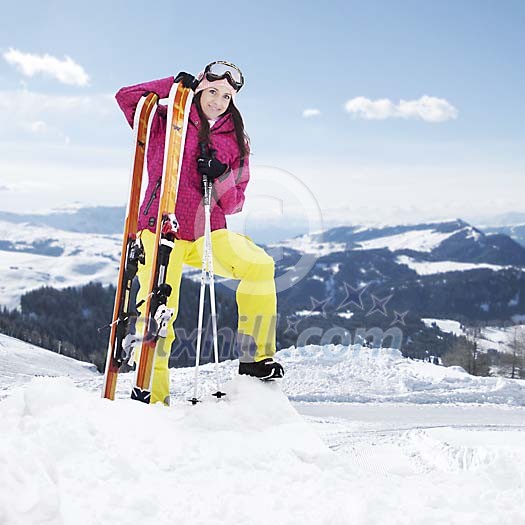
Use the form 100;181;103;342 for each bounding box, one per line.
239;358;284;380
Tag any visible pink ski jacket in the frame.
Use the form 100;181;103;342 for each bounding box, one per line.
115;76;250;241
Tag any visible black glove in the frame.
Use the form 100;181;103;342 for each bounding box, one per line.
174;71;198;90
197;149;228;182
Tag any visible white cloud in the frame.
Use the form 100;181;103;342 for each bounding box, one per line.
0;90;115;144
22;120;48;134
344;95;458;122
17;119;71;144
303;108;321;118
0;90;114;121
3;48;90;86
0;90;113;112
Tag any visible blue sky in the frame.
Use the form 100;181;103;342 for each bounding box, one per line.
0;0;524;232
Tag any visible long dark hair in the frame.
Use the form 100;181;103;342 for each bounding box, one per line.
194;91;250;158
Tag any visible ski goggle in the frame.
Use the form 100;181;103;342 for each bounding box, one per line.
204;61;244;91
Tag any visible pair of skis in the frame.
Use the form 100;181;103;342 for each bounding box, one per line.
102;82;192;402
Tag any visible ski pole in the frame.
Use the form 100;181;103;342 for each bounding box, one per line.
190;144;226;404
204;177;226;400
190;175;208;404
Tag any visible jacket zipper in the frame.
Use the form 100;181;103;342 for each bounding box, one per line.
144;177;162;215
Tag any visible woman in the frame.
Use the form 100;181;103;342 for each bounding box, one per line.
115;61;284;405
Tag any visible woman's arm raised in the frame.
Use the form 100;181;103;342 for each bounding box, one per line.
115;76;175;128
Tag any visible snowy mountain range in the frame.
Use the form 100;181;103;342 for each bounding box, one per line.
272;219;525;337
0;218;120;308
0;206;125;235
1;211;525;329
0;208;524;362
276;219;525;265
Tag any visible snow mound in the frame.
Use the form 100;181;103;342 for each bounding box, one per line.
2;340;525;524
0;334;97;395
3;336;524;406
279;345;525;405
2;377;524;525
0;376;339;525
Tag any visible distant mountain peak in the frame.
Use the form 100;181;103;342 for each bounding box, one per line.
0;206;126;235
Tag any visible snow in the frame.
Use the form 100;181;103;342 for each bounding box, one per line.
477;325;525;354
295;309;316;317
397;255;509;275
422;319;525;354
508;291;519;307
465;227;482;241
0;221;205;308
330;262;341;273
355;228;455;252
0;220;121;308
1;337;525;524
422;318;464;336
0;376;334;525
0;334;98;395
278;345;525;404
270;235;347;256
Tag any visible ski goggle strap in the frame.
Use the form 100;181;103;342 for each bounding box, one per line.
204;61;244;91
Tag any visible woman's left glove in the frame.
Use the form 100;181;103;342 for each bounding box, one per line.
197;151;228;181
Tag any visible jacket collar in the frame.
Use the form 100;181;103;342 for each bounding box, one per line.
189;102;234;134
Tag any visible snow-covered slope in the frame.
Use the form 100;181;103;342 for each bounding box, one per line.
0;219;217;307
423;318;525;354
269;221;467;256
1;339;525;525
3;335;525;406
397;255;509;275
0;220;121;308
278;345;525;404
0;334;98;394
355;228;456;252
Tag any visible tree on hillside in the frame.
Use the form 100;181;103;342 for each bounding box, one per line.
508;325;525;379
442;326;490;376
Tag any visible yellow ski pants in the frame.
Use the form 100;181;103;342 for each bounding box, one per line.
136;228;277;405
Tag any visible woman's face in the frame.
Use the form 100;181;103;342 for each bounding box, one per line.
199;85;233;120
